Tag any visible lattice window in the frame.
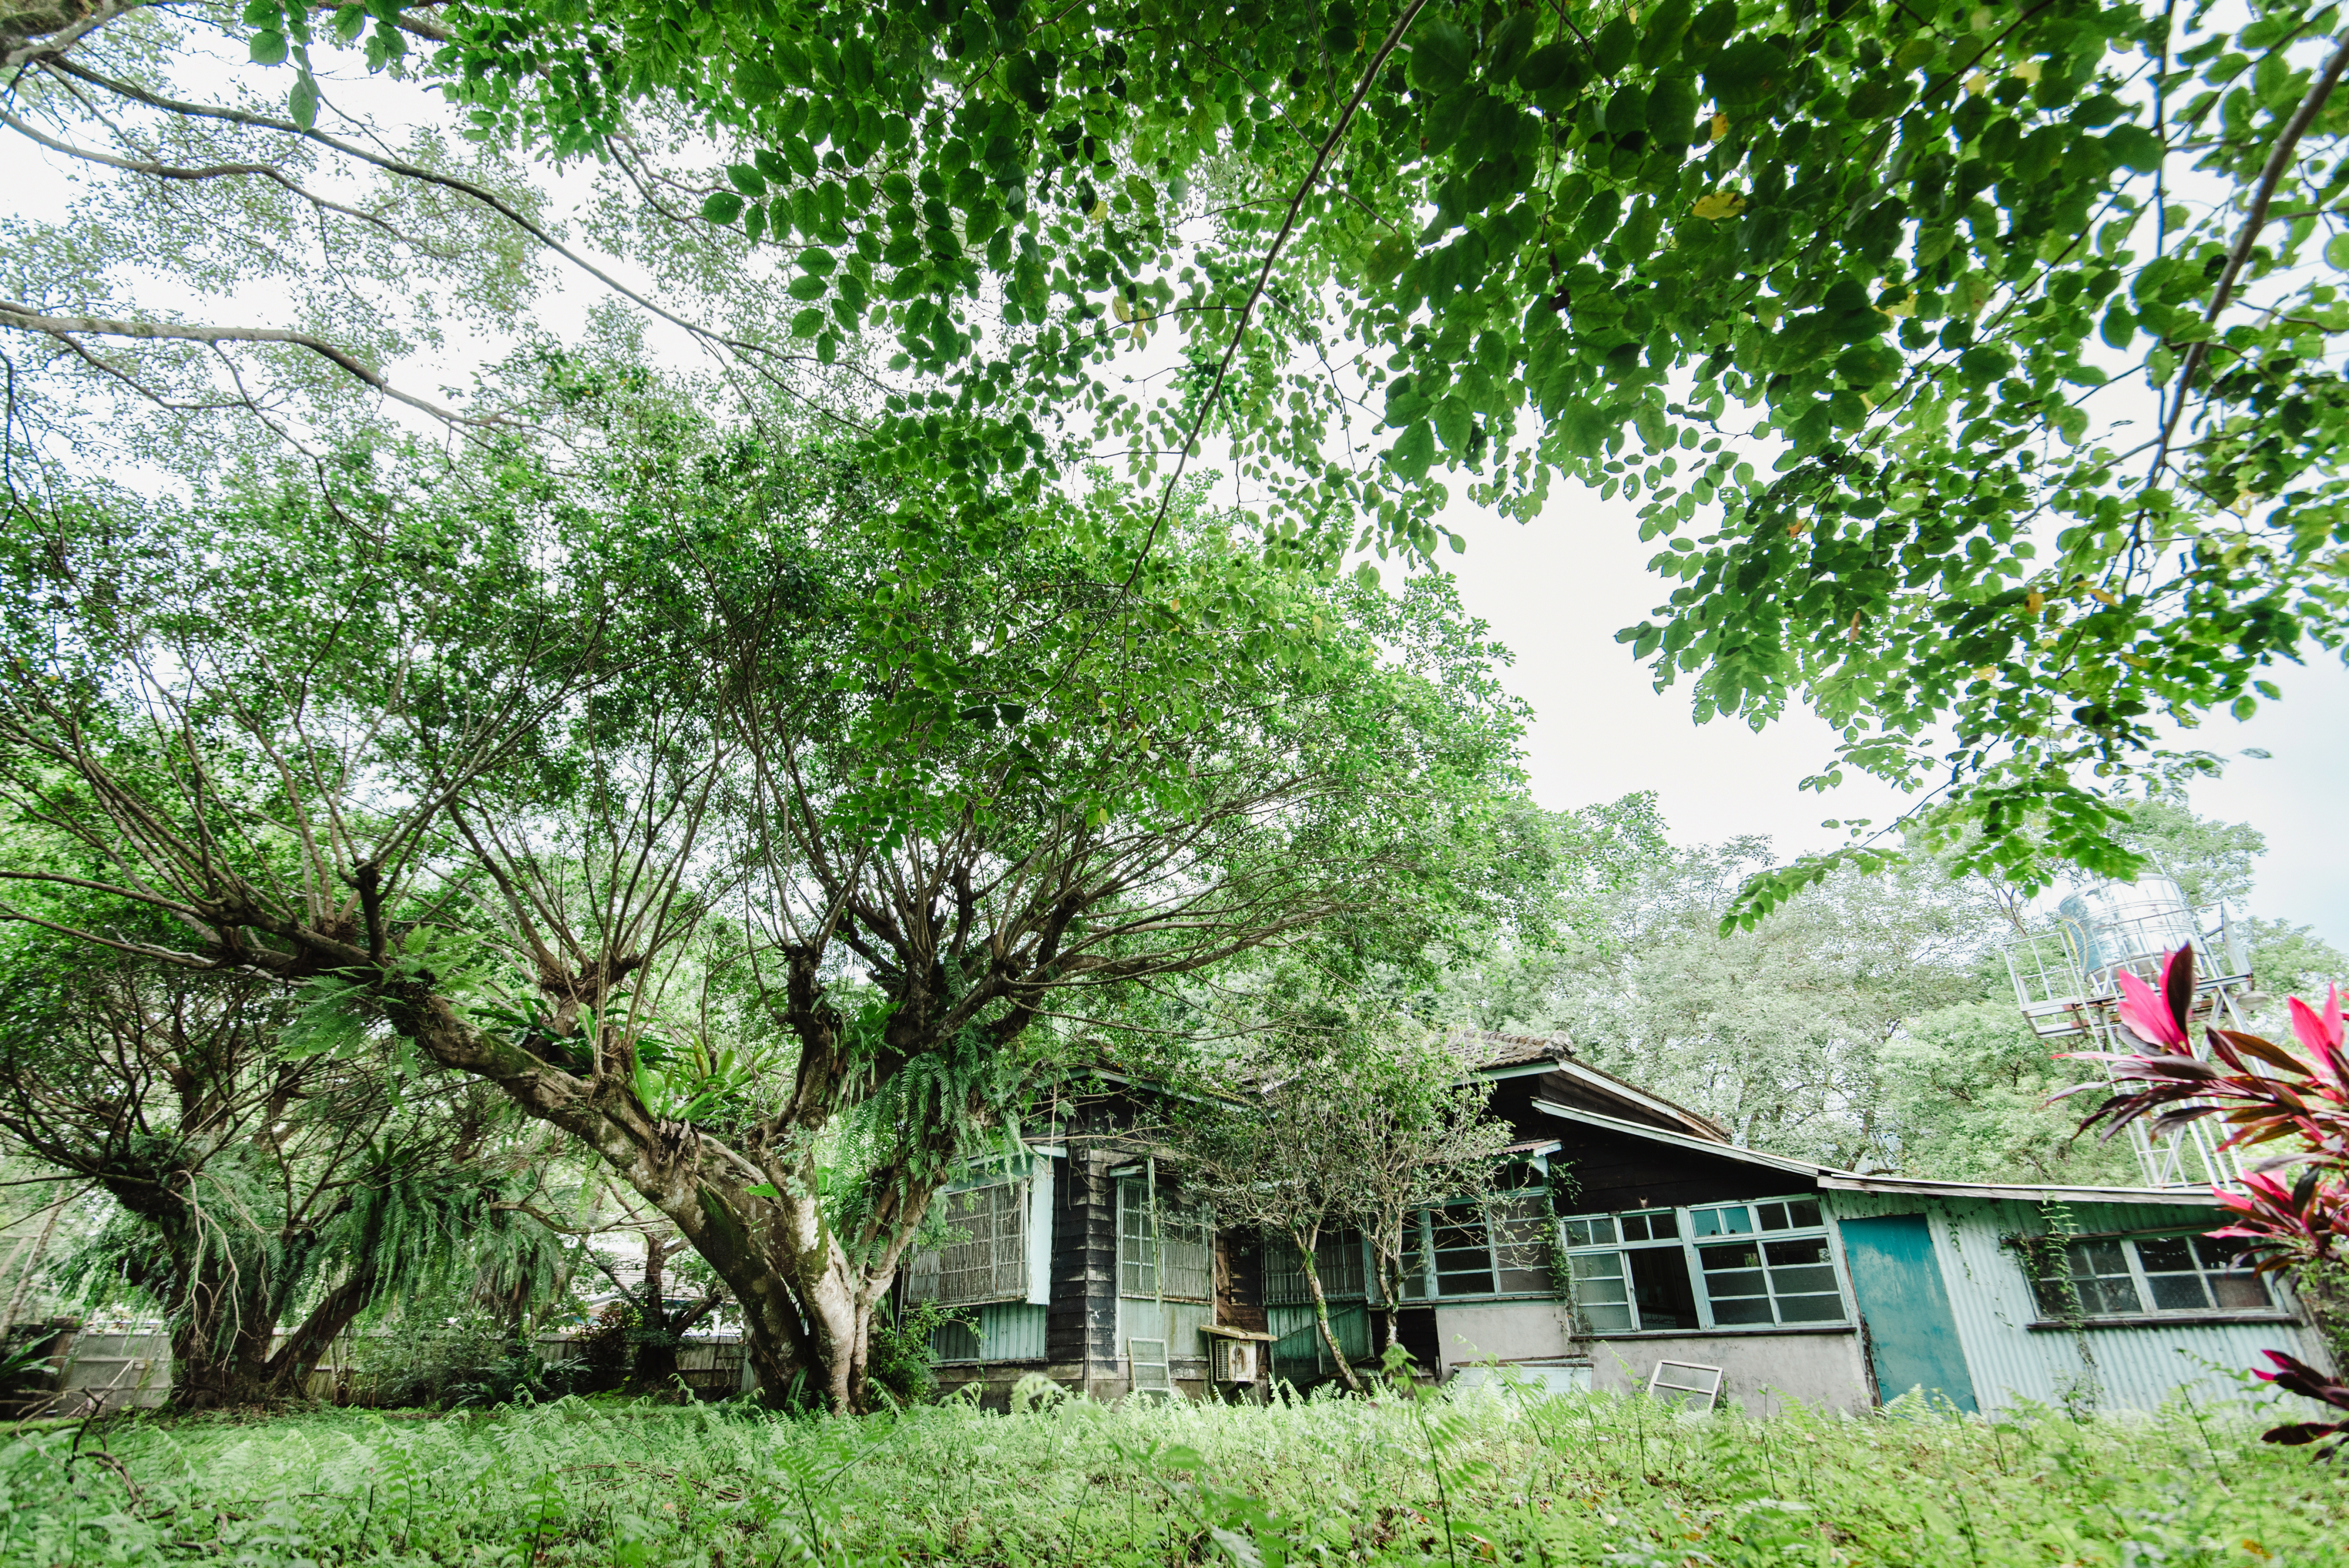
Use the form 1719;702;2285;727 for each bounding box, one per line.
1117;1181;1212;1300
1263;1228;1367;1304
904;1179;1029;1305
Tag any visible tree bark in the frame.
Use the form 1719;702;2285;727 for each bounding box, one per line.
1293;1229;1362;1393
164;1250;280;1411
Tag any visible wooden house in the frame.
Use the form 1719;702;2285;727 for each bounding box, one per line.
899;1031;2335;1413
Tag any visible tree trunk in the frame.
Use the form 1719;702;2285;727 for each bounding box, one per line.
381;969;932;1412
1293;1229;1362;1393
630;1237;681;1393
257;1270;379;1403
165;1265;281;1412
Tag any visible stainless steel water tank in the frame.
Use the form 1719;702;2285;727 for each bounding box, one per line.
2056;877;2199;983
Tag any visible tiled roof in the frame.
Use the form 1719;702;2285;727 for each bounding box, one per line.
1445;1026;1573;1071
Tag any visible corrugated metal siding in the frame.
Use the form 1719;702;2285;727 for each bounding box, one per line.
1825;1190;2328;1414
1266;1301;1372;1372
978;1303;1048;1361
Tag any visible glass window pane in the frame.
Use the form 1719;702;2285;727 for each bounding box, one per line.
1432;1206;1494;1298
1775;1293;1845;1323
1118;1182;1156;1298
1627;1246;1699;1332
1403;1219;1430;1301
2146;1273;2211;1311
1570;1252;1633;1332
1763;1239;1830;1268
1569;1252;1628;1301
2136;1236;2194;1273
1701;1241;1766;1279
1757;1203;1789;1231
2191;1237;2248;1272
1711;1295;1775;1324
1490;1196;1553;1292
2062;1240;2140;1316
1160;1196;1213;1300
2071;1239;2129;1275
2210;1272;2272;1310
1700;1239;1770;1325
1316;1229;1366;1299
928;1179;1030;1305
2081;1276;2142;1315
1692;1206;1753;1238
1639;1209;1679;1240
1563;1216;1615;1248
1786;1199;1822;1229
2191;1239;2271;1309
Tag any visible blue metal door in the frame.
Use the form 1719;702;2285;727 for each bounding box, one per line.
1837;1215;1979;1412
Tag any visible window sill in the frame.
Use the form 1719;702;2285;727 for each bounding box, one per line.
2026;1311;2297;1331
1582;1324;1854;1339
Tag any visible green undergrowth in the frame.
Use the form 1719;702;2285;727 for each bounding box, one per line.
2;1381;2341;1566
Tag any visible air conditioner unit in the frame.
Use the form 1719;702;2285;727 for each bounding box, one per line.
1213;1337;1259;1385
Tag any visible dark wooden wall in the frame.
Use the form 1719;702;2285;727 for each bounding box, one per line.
1557;1123;1822;1213
1045;1099;1123;1398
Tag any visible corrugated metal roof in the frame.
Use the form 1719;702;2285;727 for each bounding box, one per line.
1819;1174;2229;1206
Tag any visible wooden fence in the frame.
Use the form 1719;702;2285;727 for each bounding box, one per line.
19;1328;750;1415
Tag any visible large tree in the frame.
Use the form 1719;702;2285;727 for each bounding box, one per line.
0;363;1536;1407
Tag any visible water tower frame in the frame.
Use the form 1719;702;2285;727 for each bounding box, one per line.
2004;878;2257;1190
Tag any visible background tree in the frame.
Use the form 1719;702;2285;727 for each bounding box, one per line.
1445;789;2338;1178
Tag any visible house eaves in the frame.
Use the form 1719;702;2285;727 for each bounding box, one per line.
1534;1060;1732;1141
1531;1100;1829;1179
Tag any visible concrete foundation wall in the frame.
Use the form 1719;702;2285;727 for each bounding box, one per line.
1432;1301;1576;1372
1585;1329;1872;1415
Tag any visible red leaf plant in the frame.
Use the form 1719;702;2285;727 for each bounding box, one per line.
2067;944;2349;1454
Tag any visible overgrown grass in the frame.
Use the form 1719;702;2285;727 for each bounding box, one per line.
3;1381;2341;1565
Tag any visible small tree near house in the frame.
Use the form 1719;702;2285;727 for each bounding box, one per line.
1164;1005;1515;1386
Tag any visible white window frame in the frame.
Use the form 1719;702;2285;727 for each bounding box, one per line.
1556;1195;1852;1334
2036;1232;2276;1321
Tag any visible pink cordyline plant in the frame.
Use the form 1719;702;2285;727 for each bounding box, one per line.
2068;944;2349;1453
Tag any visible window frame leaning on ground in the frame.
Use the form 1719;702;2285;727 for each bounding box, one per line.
1556;1195;1856;1335
2026;1230;2282;1325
